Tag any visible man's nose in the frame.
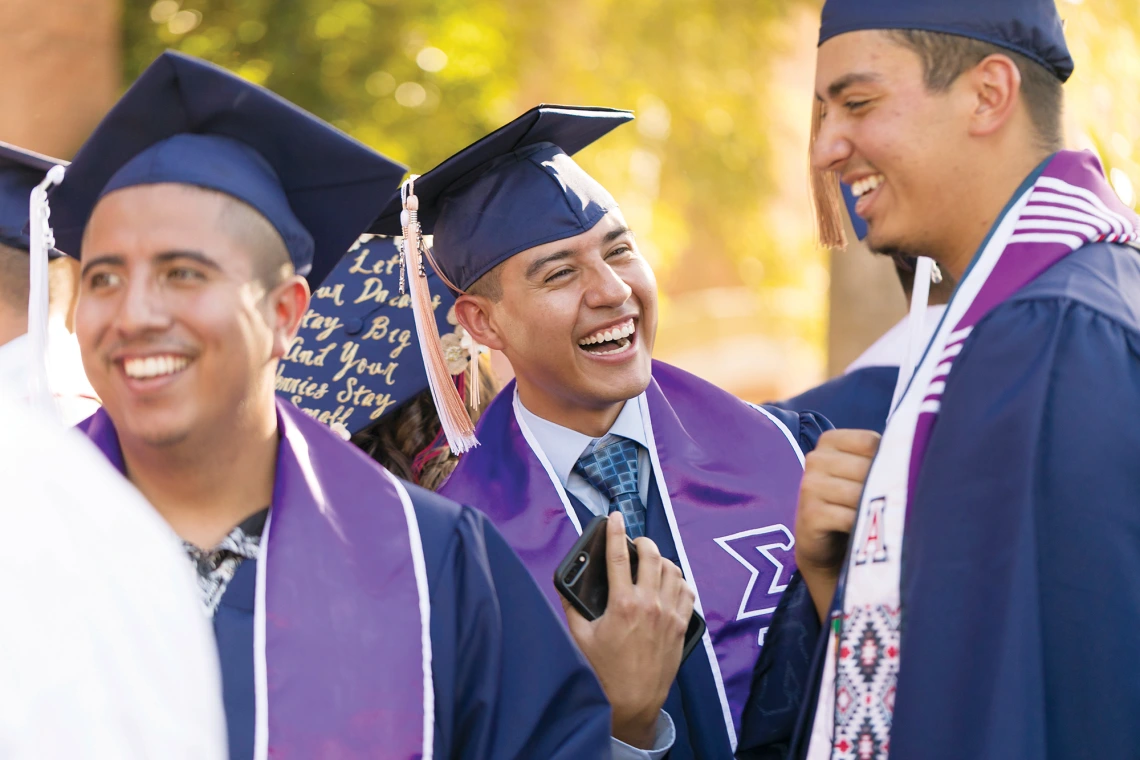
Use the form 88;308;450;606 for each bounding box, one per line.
114;276;172;336
810;110;854;174
584;260;634;309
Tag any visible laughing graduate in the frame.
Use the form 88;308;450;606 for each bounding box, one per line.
369;106;831;759
48;52;610;760
751;1;1140;759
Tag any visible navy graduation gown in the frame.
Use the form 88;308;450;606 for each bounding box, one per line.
214;484;612;760
563;406;825;760
775;366;898;434
890;241;1140;760
753;241;1140;760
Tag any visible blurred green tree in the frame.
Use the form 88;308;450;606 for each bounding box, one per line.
122;0;1140;396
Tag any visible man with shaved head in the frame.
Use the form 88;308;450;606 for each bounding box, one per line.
50;52;610;760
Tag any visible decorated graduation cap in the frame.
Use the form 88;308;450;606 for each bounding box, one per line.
275;235;462;439
819;0;1074;82
49;50;407;288
0;142;67;256
369;104;633;454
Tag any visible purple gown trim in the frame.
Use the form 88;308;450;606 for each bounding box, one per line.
440;360;804;740
82;399;430;759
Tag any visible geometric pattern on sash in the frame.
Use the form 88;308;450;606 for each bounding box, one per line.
831;603;900;760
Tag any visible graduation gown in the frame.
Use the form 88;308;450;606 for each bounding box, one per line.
81;401;611;760
775;366;898;434
440;361;829;759
745;240;1140;759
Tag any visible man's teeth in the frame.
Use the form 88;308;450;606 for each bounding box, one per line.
593;338;632;356
851;174;884;198
577;320;636;347
123;355;190;380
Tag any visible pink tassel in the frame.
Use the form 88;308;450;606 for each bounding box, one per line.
400;178;479;454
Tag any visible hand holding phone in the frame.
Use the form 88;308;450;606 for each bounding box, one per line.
553;512;704;750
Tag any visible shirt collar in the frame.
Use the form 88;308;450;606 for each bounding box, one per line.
514;387;649;489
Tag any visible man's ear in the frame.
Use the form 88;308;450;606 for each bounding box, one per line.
268;275;310;359
454;294;506;351
966;53;1022;138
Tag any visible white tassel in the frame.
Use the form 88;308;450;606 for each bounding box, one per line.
888;255;934;415
400;177;478;454
27;165;66;423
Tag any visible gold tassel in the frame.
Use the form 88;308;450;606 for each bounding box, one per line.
401;177;479;454
810;98;847;249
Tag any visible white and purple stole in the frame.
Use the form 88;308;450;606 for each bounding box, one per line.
82;399;435;760
807;151;1140;760
440;360;805;749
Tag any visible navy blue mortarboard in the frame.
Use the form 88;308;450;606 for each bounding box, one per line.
276;236;458;435
370;105;634;292
819;0;1074;82
50;50;406;287
0;142;66;256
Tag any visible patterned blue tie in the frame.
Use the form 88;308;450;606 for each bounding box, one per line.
574;435;647;539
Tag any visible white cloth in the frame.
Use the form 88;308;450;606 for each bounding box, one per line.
0;395;227;760
843;305;948;374
515;390;674;760
0;324;99;425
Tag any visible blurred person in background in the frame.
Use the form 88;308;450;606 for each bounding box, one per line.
0;142;99;423
352;352;499;490
0;392;226;760
371;105;831;760
776;186;954;434
51;52;611;760
750;0;1140;758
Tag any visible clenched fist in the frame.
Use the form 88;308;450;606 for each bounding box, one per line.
795;428;881;621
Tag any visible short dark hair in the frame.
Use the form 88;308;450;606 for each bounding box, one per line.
889;29;1064;152
217;192;294;290
464;263;503;302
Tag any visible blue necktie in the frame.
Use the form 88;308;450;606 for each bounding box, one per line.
574;435;647;539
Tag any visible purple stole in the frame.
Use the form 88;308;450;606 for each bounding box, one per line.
440;360;805;746
82;399;433;760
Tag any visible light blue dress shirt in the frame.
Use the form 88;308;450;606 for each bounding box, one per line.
515;390;674;760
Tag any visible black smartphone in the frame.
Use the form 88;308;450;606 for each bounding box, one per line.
554;515;707;663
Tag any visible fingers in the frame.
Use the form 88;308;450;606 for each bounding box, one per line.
560;595;591;641
804;446;876;485
605;512;634;595
798;500;858;536
801;472;867;514
818;428;881;458
631;535;663;592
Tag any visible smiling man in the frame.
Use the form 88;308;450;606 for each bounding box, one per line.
762;1;1140;759
370;106;830;759
47;52;610;760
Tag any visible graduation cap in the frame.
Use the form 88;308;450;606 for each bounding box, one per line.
49;50;407;288
369;105;634;454
0;141;67;256
275;235;459;438
819;0;1074;82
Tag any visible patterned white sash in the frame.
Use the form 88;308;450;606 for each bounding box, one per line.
806;151;1140;760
